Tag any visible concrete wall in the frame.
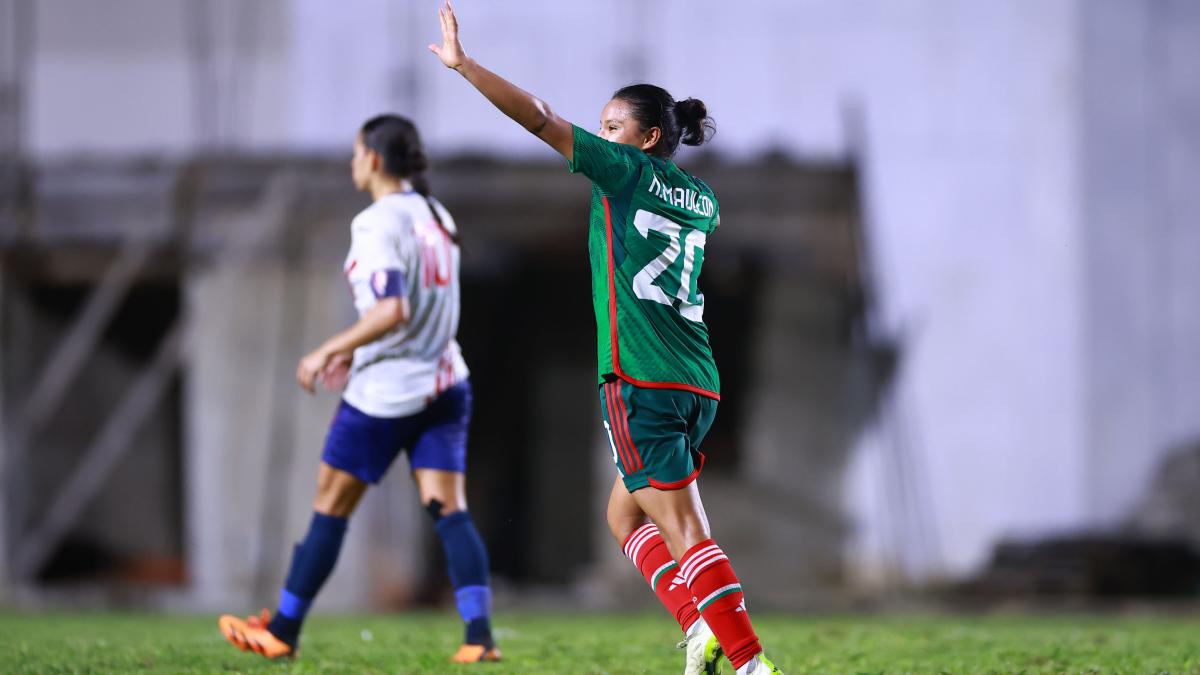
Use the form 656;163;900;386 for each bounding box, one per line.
1081;0;1200;525
837;0;1087;578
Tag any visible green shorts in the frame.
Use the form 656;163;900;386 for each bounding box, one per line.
599;378;718;492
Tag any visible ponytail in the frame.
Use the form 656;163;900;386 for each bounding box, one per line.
612;84;715;157
674;98;714;147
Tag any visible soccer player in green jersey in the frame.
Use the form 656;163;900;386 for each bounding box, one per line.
430;3;783;674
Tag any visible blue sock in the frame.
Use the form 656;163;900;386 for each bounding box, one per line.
434;510;494;647
268;511;349;646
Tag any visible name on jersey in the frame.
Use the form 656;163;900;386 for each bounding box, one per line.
648;174;714;217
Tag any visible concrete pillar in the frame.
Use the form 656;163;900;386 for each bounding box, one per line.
716;274;858;606
1081;0;1200;525
184;257;423;611
0;271;8;597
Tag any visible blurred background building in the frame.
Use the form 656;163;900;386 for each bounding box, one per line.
1;0;1198;613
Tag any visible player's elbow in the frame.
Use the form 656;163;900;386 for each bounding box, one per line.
527;97;556;135
377;297;409;329
531;107;573;158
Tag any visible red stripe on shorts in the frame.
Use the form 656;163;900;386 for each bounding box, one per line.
606;382;635;475
612;383;644;472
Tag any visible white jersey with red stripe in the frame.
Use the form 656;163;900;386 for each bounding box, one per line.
341;191;469;418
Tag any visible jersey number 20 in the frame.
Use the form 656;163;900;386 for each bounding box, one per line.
631;210;706;322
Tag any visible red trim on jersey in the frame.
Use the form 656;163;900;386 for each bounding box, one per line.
619;374;721;399
342;260;359;299
601;196;721;402
612;383;644;472
605;382;636;475
648;451;706;490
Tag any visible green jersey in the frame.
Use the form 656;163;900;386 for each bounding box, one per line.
567;125;720;399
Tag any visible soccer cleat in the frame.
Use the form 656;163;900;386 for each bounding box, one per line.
450;643;502;663
218;609;295;660
678;618;723;674
734;652;783;675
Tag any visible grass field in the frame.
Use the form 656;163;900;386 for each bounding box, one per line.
3;611;1200;673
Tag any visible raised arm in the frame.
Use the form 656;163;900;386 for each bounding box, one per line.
429;0;574;161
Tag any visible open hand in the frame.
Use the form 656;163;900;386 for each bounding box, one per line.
428;0;467;70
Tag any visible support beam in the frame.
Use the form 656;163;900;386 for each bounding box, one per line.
0;243;154;504
21;244;155;429
12;322;185;581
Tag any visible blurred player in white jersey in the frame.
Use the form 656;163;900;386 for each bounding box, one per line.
219;115;499;663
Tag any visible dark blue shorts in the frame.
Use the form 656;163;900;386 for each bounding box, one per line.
321;380;472;484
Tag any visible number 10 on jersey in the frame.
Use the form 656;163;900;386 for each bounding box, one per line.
631;209;706;322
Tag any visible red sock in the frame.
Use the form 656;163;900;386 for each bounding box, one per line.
622;522;701;633
680;539;761;669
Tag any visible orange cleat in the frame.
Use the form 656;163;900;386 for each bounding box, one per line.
450;643;502;663
218;609;296;660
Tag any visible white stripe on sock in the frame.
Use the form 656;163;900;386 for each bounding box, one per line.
686;555;728;588
649;561;676;588
623;523;658;560
686;550;720;586
625;525;660;563
622;523;656;557
680;544;720;579
696;583;742;612
684;550;728;587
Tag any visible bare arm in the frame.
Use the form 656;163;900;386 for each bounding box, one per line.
296;297;409;393
429;1;574;161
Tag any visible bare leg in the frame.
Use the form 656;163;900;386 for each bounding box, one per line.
413;467;468;515
607;474;649;543
312;462;368;517
628;481;711;562
608;474;704;637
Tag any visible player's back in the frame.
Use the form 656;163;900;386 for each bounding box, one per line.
569;125;721;397
342;192;469;418
617;155;720;394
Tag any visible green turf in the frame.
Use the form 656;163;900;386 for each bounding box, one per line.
2;611;1200;674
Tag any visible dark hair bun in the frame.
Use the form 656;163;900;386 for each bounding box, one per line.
675;98;714;147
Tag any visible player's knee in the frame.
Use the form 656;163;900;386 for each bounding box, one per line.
656;516;709;557
424;497;464;522
606;512;643;544
313;474;366;517
606;519;628;544
313;494;357;518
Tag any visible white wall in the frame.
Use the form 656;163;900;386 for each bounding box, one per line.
1081;0;1200;526
841;0;1087;577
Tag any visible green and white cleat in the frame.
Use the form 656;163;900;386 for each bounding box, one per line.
734;652;783;675
678;618;723;674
